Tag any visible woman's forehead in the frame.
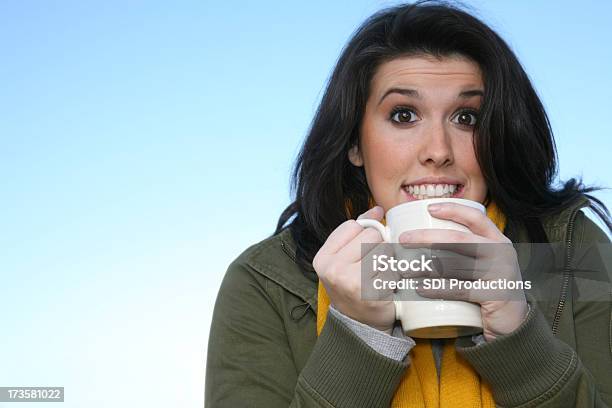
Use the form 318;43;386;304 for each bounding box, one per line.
370;55;484;101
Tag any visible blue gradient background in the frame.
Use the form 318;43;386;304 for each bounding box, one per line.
1;1;610;407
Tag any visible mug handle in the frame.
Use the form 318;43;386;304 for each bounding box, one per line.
355;219;400;320
355;219;391;243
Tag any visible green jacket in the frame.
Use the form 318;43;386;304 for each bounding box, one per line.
205;196;612;407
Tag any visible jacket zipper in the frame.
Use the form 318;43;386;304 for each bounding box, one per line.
551;208;580;335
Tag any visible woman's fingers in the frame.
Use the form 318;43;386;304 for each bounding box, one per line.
398;229;489;256
337;223;384;263
317;206;381;256
314;207;384;272
312;206;396;332
427;202;508;241
335;206;385;262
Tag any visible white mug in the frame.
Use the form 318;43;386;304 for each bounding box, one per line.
356;197;485;338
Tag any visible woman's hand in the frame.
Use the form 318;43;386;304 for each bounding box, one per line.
398;202;529;342
313;206;396;333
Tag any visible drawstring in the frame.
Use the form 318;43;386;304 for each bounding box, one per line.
290;301;311;321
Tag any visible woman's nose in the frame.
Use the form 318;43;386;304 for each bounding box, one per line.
417;122;454;167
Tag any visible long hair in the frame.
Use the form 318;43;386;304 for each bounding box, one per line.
274;1;611;271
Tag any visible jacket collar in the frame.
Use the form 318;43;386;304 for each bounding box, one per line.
244;228;318;311
510;195;590;243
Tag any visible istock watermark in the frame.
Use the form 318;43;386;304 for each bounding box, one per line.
372;277;531;291
361;242;612;303
371;254;433;273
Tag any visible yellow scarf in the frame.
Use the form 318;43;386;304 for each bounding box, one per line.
317;201;506;408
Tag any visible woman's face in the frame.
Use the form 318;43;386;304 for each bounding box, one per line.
349;55;488;211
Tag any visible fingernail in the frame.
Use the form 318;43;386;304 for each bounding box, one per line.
428;204;441;212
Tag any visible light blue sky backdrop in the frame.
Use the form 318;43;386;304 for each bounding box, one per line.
1;1;610;407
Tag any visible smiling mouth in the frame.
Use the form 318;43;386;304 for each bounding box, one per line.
401;183;465;200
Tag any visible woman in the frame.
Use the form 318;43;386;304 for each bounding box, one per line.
206;2;612;407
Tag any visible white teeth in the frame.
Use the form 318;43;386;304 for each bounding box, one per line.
404;183;461;199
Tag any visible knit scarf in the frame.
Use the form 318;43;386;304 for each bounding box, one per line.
316;201;506;408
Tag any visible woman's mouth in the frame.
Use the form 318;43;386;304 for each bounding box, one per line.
401;183;465;201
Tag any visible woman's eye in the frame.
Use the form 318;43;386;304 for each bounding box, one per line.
390;108;418;124
452;110;478;126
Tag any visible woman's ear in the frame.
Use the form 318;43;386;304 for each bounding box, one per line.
348;145;364;166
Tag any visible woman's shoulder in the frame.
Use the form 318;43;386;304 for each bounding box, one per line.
230;228;301;273
224;228;317;303
571;210;611;244
539;195;611;244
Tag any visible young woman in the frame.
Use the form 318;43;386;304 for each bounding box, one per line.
206;2;612;407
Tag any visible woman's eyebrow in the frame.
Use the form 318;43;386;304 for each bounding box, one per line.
378;88;420;106
458;89;484;99
378;88;484;105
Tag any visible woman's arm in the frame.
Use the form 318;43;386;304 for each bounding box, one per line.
570;211;612;405
205;259;409;408
456;212;612;407
457;294;609;407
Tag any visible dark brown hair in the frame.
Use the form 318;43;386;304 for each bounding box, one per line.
274;1;611;271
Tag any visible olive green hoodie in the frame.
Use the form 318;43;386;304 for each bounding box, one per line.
206;196;612;407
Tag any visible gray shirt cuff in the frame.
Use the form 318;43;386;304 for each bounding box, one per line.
329;306;415;361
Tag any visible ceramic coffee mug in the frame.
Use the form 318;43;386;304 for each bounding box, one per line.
356;197;485;338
